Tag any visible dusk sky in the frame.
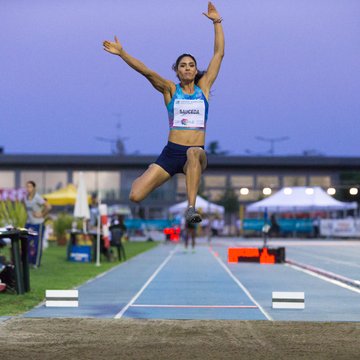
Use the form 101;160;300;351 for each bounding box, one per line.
1;0;359;156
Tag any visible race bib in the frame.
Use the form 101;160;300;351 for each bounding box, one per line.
173;99;205;128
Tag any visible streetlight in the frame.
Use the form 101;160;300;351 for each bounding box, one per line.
240;188;249;195
263;187;272;195
255;136;289;155
350;188;358;196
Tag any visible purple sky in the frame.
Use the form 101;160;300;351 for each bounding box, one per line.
1;0;360;156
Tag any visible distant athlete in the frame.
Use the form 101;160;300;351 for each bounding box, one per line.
185;221;198;252
103;2;224;224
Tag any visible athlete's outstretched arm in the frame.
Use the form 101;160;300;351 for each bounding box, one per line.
198;2;225;94
103;36;174;95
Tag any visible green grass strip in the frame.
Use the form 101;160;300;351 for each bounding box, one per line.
0;241;158;316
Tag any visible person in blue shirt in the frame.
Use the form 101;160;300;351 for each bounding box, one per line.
103;2;224;225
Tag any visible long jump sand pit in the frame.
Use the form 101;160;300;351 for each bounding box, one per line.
1;318;359;359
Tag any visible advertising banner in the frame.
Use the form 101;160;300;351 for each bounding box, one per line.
320;219;360;237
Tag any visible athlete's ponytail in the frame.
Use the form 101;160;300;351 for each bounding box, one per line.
194;70;206;85
172;53;206;85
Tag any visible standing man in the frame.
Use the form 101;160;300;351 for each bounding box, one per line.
24;181;52;268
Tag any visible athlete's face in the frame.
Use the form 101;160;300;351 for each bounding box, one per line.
176;56;198;82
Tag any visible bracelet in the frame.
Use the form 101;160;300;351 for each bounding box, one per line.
213;17;223;24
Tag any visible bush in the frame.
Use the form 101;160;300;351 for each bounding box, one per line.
53;213;74;245
0;201;27;228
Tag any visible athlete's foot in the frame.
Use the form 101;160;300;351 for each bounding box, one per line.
185;206;202;224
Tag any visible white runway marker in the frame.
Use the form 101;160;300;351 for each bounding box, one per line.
272;292;305;309
45;290;78;307
114;246;178;319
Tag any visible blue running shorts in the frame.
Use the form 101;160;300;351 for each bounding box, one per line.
154;141;205;176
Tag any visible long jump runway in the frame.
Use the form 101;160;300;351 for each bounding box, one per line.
24;239;360;322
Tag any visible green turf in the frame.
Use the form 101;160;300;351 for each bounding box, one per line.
0;241;158;316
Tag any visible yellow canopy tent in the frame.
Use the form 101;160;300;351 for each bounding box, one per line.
43;184;91;206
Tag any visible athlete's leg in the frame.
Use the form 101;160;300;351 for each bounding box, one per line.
183;147;207;207
129;163;171;203
183;147;207;223
184;230;189;249
191;229;196;249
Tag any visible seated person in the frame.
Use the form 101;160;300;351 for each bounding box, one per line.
109;215;127;261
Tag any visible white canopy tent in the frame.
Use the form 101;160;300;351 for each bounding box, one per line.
246;187;357;213
169;195;225;215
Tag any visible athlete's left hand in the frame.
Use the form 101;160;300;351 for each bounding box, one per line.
203;1;221;22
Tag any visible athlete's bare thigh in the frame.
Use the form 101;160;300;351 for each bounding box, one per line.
129;163;171;202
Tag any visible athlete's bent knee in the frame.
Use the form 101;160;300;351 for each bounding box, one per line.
129;188;144;203
186;147;203;161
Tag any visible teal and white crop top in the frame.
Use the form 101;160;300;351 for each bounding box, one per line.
167;84;209;131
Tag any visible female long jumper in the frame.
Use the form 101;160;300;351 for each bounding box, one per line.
103;2;224;224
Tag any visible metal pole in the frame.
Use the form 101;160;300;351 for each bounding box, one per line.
11;231;25;295
207;193;210;243
96;197;101;267
20;232;30;292
263;208;268;248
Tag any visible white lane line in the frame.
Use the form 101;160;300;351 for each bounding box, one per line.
130;304;258;309
209;249;273;321
286;259;360;287
285;263;360;295
114;246;178;319
288;248;360;269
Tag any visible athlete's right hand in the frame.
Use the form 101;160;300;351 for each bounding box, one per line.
103;36;123;56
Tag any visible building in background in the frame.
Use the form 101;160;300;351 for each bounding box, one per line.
1;154;360;218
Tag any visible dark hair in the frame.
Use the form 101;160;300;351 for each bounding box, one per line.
172;53;206;85
27;180;36;188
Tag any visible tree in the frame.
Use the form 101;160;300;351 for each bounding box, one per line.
338;172;360;203
218;187;239;214
207;141;228;155
197;179;209;200
217;186;240;235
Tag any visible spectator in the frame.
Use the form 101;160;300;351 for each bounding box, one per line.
109;215;127;261
312;216;321;238
89;194;98;230
235;218;242;237
211;216;222;236
24;181;51;268
269;214;280;237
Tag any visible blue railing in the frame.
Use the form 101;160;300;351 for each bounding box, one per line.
124;219;180;231
243;218;313;233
